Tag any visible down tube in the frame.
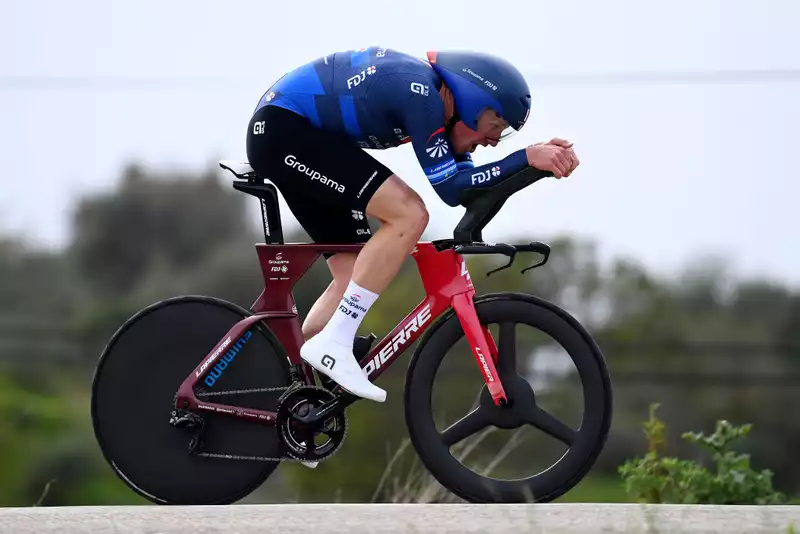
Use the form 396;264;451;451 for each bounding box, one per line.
359;296;448;382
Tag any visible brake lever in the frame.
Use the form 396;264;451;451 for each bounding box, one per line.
454;243;517;277
519;241;551;274
486;249;517;277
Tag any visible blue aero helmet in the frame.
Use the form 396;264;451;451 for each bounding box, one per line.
426;50;531;140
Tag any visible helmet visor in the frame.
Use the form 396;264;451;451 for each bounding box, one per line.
482;116;518;143
476;108;526;144
498;125;519;141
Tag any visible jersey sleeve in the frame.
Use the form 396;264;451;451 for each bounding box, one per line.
454;152;475;172
434;149;529;206
396;75;530;207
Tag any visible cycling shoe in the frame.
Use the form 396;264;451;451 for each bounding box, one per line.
300;336;387;403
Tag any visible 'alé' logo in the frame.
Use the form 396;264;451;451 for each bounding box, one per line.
199;331;253;387
410;82;429;96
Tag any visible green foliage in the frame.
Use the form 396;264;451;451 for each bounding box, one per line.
0;374;146;506
68;164;255;297
4;162;800;505
618;403;794;504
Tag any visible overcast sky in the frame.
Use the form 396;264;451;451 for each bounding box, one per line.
3;0;799;286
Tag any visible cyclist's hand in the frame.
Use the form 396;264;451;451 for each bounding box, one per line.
542;137;573;149
526;138;579;178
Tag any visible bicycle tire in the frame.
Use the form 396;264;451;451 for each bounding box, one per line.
91;295;291;505
404;292;613;503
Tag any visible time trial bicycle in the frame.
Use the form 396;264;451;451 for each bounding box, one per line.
90;161;613;505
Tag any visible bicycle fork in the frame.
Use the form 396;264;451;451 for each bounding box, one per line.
451;275;508;407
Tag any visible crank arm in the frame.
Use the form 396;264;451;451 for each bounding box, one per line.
294;392;358;427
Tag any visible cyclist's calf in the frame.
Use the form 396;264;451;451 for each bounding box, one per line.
301;253;357;340
300;175;428;351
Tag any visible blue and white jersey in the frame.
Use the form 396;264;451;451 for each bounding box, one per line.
255;47;528;206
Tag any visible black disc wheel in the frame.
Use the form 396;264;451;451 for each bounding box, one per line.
404;292;613;503
91;296;291;505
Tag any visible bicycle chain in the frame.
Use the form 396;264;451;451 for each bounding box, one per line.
190;384;346;464
196;451;287;462
195;385;290;398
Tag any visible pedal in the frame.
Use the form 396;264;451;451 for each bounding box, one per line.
301;461;319;469
298;443;319;469
354;333;377;360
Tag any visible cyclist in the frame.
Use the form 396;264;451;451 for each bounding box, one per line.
246;47;579;403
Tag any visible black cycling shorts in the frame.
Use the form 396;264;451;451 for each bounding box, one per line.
246;105;394;245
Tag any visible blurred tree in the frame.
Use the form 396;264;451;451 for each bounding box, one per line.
0;235;80;317
2;162;800;506
69;164;256;298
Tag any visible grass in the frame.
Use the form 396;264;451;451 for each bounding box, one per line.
370;425;627;504
372;426;522;503
369;394;630;505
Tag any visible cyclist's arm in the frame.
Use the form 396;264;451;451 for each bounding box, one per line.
439;150;529;204
454;152;475;171
398;82;529;206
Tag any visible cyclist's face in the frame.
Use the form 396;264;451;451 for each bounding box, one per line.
449;110;508;154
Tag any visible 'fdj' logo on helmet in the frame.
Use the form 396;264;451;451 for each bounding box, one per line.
203;330;253;387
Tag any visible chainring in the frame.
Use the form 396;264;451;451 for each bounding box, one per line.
276;385;348;463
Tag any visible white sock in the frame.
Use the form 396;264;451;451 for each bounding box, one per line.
320;281;379;346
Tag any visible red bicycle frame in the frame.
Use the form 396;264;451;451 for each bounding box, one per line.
174;241;505;425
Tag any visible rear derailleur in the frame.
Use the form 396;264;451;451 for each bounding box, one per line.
169;408;206;454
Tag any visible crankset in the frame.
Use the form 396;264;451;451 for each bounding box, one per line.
276;386;348;463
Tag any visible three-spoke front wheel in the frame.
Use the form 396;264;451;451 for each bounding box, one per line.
404;292;612;503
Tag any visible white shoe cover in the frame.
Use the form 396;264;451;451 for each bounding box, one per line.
300;336;386;403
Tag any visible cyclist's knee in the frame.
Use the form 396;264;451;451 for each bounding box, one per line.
368;176;429;239
387;196;428;242
403;200;429;238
